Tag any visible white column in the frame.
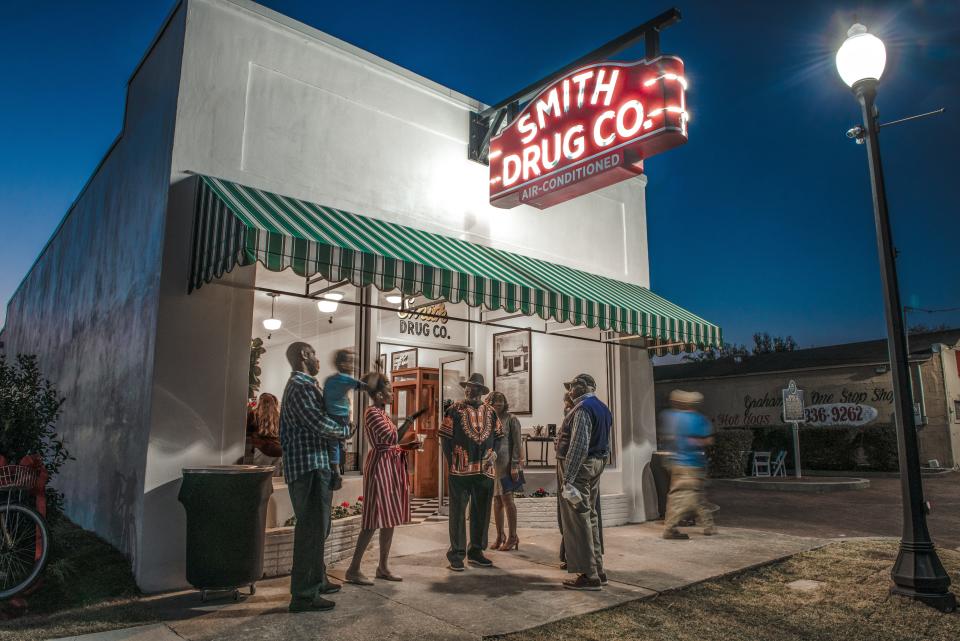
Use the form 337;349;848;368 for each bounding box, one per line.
617;344;659;522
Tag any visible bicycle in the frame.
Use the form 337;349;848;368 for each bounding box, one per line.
0;464;50;600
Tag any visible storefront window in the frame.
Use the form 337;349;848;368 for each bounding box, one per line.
249;268;361;472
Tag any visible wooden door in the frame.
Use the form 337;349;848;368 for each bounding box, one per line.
391;368;440;498
413;381;439;497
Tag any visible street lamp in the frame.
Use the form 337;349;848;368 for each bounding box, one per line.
836;24;956;613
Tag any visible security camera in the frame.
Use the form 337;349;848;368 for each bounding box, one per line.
846;126;865;144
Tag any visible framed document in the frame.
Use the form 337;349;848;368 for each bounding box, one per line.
391;348;418;372
492;329;532;415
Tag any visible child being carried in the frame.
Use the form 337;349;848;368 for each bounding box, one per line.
323;348;367;490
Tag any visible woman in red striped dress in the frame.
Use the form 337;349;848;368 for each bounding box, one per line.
345;373;418;585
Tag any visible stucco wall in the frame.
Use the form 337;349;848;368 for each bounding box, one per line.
0;6;187;566
938;346;960;465
169;0;650;287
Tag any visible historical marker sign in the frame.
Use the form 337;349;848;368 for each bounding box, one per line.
782;380;804;478
782;380;805;422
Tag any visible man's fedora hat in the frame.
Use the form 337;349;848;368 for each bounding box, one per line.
459;373;489;394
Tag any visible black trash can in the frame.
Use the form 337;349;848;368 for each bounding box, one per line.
178;465;274;600
650;451;673;519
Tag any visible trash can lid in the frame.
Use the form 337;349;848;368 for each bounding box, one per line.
182;465;275;475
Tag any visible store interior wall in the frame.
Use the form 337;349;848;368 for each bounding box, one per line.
474;316;609;448
255;306;357;401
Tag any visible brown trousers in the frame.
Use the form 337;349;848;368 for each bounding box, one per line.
663;465;713;530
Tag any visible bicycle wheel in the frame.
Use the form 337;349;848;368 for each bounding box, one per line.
0;504;50;599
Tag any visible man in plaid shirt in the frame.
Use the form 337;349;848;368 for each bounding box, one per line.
555;373;611;591
280;342;350;613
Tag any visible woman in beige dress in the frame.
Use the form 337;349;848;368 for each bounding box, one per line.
488;391;523;550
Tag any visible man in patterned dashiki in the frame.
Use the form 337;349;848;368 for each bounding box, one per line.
440;373;503;572
280;342;352;613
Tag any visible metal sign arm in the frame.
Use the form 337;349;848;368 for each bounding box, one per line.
468;7;682;164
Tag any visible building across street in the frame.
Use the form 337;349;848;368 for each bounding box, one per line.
654;328;960;469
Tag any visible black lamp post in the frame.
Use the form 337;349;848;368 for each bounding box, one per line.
836;24;956;612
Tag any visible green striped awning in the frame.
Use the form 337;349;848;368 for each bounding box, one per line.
190;175;721;351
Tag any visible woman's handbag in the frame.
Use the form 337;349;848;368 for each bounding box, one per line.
499;469;526;493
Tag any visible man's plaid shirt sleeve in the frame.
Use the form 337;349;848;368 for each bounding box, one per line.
562;407;592;486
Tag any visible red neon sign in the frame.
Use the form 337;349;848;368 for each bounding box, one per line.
489;56;688;209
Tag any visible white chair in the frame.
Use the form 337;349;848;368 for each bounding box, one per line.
771;450;787;477
752;451;771;477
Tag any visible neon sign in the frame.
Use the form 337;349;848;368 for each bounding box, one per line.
489;56;688;209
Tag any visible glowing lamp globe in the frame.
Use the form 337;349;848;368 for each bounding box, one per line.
836;24;886;87
263;317;282;331
317;291;344;314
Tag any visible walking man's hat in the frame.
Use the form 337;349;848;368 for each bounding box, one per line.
459;373;489;394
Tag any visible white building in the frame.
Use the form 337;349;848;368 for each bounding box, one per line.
0;0;719;591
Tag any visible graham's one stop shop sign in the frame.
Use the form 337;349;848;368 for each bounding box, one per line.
489;56;688;209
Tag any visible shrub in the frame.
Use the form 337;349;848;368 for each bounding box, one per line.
744;424;898;471
858;424;899;471
798;427;859;470
706;429;754;478
749;426;793;456
0;355;71;496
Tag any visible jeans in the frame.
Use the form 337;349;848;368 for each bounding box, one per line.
287;468;333;603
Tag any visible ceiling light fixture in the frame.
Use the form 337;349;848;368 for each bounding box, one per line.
263;293;281;332
317;291;343;314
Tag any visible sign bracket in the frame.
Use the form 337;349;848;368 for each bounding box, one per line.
468;8;681;164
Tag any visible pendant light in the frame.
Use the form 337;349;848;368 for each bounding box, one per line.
317;291;343;314
263;293;281;332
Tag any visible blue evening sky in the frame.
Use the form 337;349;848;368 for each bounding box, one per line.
1;0;957;347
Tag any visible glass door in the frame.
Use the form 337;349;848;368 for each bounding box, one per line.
437;354;469;515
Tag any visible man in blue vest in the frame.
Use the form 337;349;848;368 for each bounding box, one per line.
556;373;611;590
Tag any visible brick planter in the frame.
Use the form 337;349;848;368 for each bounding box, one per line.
262;514;362;578
515;494;630;528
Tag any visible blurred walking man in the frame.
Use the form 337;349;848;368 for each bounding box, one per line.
661;389;716;540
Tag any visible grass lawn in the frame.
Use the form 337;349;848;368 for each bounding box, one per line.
495;540;960;641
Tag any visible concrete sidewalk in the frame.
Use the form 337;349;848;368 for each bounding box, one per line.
52;522;825;641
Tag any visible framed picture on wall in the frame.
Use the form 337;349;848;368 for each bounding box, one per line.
492;329;532;415
391;348;418;372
